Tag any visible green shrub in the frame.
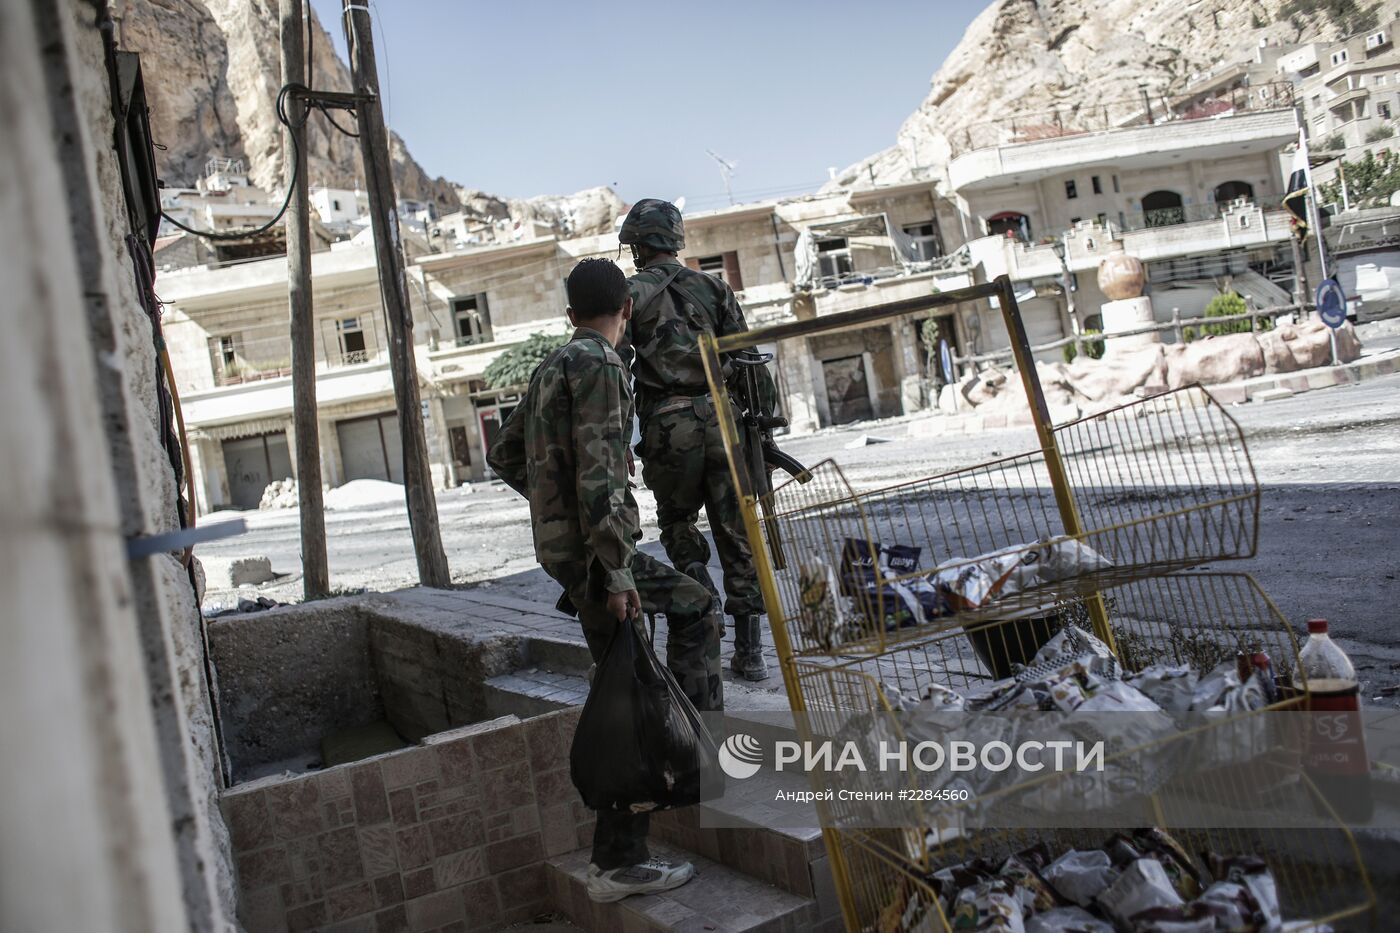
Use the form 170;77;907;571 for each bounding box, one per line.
484;331;569;389
1279;0;1377;33
1367;124;1396;143
1063;329;1106;363
1185;292;1258;341
1323;133;1346;152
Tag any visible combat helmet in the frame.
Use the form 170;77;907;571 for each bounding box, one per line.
618;198;685;252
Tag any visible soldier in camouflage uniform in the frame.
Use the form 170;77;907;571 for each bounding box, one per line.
618;198;768;681
486;258;719;903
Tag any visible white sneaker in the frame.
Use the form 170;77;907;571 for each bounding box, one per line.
586;857;695;903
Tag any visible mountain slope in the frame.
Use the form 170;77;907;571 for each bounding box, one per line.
832;0;1362;188
115;0;620;233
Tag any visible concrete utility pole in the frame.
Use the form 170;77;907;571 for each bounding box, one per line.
342;0;451;587
280;0;329;598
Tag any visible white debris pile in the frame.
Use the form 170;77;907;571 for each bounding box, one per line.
322;479;405;511
258;478;299;510
943;319;1363;418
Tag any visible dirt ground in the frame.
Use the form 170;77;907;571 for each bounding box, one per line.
197;335;1400;706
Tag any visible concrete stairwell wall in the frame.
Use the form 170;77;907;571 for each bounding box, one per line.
0;0;238;928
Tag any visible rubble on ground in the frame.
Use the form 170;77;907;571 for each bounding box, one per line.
258;477;300;509
946;320;1363;417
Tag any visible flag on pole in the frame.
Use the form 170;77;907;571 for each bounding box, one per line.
1283;129;1311;239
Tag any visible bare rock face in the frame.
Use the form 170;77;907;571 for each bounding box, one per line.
116;1;621;235
116;0;244;186
832;0;1353;189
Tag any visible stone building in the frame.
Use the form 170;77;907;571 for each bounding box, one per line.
162;75;1306;514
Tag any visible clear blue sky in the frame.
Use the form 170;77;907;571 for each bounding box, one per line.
308;0;985;210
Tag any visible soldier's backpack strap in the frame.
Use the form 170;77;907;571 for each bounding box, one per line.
633;265;686;316
637;266;725;338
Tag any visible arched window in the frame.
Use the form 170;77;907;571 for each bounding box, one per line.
986;211;1032;242
1141;190;1184;227
1213;180;1255;204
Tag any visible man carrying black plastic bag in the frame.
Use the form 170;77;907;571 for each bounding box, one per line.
487;258;723;902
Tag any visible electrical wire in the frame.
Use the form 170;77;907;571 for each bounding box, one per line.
159;83;309;241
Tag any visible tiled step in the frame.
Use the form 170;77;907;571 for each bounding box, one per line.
545;842;826;933
482;668;589;719
649;710;834;906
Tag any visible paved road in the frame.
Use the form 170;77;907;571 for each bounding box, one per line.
200;369;1400;703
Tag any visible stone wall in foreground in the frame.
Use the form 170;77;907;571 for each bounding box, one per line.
222;709;590;933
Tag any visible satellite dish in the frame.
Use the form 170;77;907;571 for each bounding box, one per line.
673;196;687;213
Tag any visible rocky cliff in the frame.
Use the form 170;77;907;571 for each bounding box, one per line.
833;0;1371;188
114;0;621;234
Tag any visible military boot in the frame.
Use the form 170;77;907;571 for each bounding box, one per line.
730;614;769;681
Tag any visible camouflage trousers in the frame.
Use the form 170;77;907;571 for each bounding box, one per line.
545;552;722;871
544;552;724;714
638;396;763;619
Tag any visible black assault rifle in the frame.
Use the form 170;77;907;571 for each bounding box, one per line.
728;349;812;570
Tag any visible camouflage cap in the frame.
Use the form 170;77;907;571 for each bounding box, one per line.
618;198;685;252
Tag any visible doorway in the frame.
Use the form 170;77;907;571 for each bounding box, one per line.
222;432;292;509
1212;180;1255;204
1141;190;1185;227
336;413;403;483
477;402;518;478
822;355;874;425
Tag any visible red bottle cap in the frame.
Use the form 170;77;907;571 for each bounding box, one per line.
1307;618;1329;634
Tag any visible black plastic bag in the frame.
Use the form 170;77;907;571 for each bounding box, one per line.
570;618;724;813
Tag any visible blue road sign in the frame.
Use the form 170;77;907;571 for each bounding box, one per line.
938;339;954;385
1316;277;1348;329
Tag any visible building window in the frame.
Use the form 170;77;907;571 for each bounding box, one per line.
1065;179;1078;199
1096;212;1107;225
1381;101;1393;119
1378;74;1389;87
1332;49;1349;66
451;293;493;346
901;221;943;261
1367;31;1389;50
1213;180;1255;203
815;237;853;280
689;251;745;290
218;335;237;366
697;255;726;280
332;198;342;211
987;211;1032;241
337;317;368;365
1091;176;1102;195
1070;216;1082;225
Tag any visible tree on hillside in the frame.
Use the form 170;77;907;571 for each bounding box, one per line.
1320;150;1400;208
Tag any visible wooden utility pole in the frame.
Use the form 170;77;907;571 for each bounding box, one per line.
342;0;451;587
280;0;329;598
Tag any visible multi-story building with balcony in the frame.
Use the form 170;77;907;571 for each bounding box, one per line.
1288;19;1400;152
164;89;1306;512
950;106;1302;346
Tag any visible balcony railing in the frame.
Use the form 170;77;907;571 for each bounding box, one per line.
340;349;370;365
947;82;1295;158
1120;196;1285;232
213;363;292;387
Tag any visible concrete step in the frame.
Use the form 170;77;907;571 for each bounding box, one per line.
545;841;826;933
482;668;589;720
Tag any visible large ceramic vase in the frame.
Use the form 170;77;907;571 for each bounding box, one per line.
1096;241;1146;300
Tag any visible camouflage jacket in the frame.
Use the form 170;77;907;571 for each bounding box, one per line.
624;258;748;415
485;328;639;593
